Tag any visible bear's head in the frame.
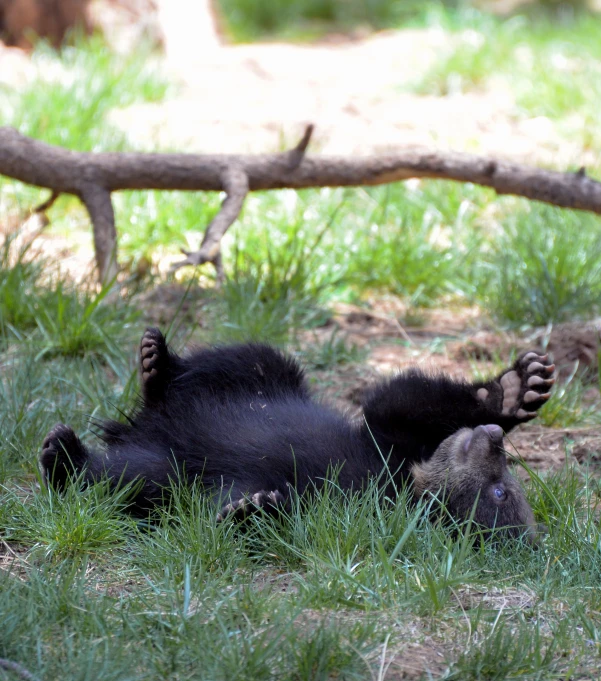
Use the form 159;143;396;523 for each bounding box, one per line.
410;424;539;543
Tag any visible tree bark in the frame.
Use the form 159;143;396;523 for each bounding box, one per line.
1;125;600;281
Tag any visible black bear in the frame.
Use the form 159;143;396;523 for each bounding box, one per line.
40;328;555;542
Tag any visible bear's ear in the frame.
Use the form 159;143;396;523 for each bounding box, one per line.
410;462;427;496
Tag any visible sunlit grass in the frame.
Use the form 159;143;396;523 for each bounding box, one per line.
476;204;601;327
0;35;169;152
216;0;428;42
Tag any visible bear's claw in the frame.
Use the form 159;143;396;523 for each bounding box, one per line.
216;489;285;522
498;351;555;420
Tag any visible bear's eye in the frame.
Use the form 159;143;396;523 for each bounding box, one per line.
493;486;507;501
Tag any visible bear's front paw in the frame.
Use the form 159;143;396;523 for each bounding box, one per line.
216;490;286;523
41;423;78;460
40;423;82;489
499;351;555;421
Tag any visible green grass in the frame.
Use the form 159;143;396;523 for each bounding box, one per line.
476;204;601;328
299;329;367;370
410;8;601;146
445;615;564;680
2;10;601;679
4;440;601;678
214;218;336;345
216;0;431;42
1;478;138;559
343;182;487;308
0;229;140;363
0;35;169;153
537;366;601;428
411;15;520;96
216;0;593;43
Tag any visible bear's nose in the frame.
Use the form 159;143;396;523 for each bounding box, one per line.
475;424;503;444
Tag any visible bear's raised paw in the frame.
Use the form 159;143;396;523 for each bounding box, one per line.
140;327;167;384
485;351;555;421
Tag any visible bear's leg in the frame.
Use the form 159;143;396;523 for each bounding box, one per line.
362;350;555;444
139;327;178;404
140;331;309;403
216;489;288;523
177;343;310;400
41;423;174;510
40;423;95;491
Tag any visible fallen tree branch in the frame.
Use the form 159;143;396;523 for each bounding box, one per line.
1;124;601;282
171;166;249;274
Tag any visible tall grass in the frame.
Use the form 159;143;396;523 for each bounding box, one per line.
477;205;601;327
0;35;168;152
3;463;601;678
216;223;335;344
0;229;140;362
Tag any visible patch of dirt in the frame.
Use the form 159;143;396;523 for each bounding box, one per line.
527;320;601;379
453;585;536;612
296;301;601;474
107;27;590;168
250;569;300;596
502;425;601;474
78;1;593;167
383;633;451;680
0;541;30;582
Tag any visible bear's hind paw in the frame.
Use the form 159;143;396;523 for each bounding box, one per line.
140;327;167;385
217;489;286;523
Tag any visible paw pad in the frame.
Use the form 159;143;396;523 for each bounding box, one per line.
140;328;163;383
500;351;555;420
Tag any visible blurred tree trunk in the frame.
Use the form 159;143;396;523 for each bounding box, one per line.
156;0;223;69
0;0;91;49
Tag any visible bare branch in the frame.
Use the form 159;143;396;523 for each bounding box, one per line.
285;124;314;170
79;184;118;283
33;190;59;214
2;125;601;280
171;166;249;272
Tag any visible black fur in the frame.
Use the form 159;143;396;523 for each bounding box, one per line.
40;329;554;536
